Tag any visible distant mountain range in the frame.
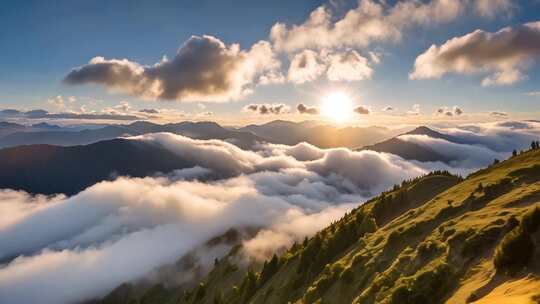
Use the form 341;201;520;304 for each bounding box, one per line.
0;121;265;150
0;119;400;150
0;139;196;195
0;123;469;194
237;120;397;149
0;121;62;137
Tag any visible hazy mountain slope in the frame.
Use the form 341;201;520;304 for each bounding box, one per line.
0;121;63;137
238;120;394;149
110;148;540;304
361;126;460;163
0;139;195;195
0;121;267;150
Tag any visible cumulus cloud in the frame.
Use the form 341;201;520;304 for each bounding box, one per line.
490;111;508;118
407;104;421;115
47;95;78;111
243;103;291;115
287;50;327;83
297;103;320;115
354;105;370;115
64;36;281;102
270;0;510;53
474;0;515;18
326;50;373;81
436;106;464;117
410;21;540;86
139;108;159;114
114;101;131;112
287;49;373;83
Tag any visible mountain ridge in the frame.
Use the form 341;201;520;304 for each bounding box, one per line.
97;146;540;304
0;138;196;195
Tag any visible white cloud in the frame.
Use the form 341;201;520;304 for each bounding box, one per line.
326;50;373;81
0;134;433;303
270;0;511;53
474;0;515;18
407;104;421;115
2;121;540;303
410;21;540;86
287;49;373;83
287;50;327;84
64;36;281;102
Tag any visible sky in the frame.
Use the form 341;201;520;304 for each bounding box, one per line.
1;0;540;126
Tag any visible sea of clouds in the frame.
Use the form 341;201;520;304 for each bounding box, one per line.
1;120;539;303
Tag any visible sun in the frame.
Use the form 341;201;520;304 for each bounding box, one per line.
320;92;353;122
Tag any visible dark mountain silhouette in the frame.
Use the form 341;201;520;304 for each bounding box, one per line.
30;122;62;130
0;139;195;195
361;126;460;163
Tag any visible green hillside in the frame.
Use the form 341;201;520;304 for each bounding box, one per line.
101;148;540;304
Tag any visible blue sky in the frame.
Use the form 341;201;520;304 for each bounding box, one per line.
1;0;540;125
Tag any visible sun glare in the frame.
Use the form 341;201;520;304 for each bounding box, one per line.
321;92;353;122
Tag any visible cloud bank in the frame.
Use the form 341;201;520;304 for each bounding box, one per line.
0;134;429;303
1;121;539;303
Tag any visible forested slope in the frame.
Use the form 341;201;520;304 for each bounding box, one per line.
100;148;540;304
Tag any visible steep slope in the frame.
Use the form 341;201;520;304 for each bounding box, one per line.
0;139;195;195
107;148;540;304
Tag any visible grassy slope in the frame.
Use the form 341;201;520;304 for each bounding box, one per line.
103;149;540;304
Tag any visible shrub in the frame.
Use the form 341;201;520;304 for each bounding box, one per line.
389;263;454;304
340;266;354;284
417;241;441;260
461;226;502;258
494;227;534;275
195;282;206;301
521;207;540;234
